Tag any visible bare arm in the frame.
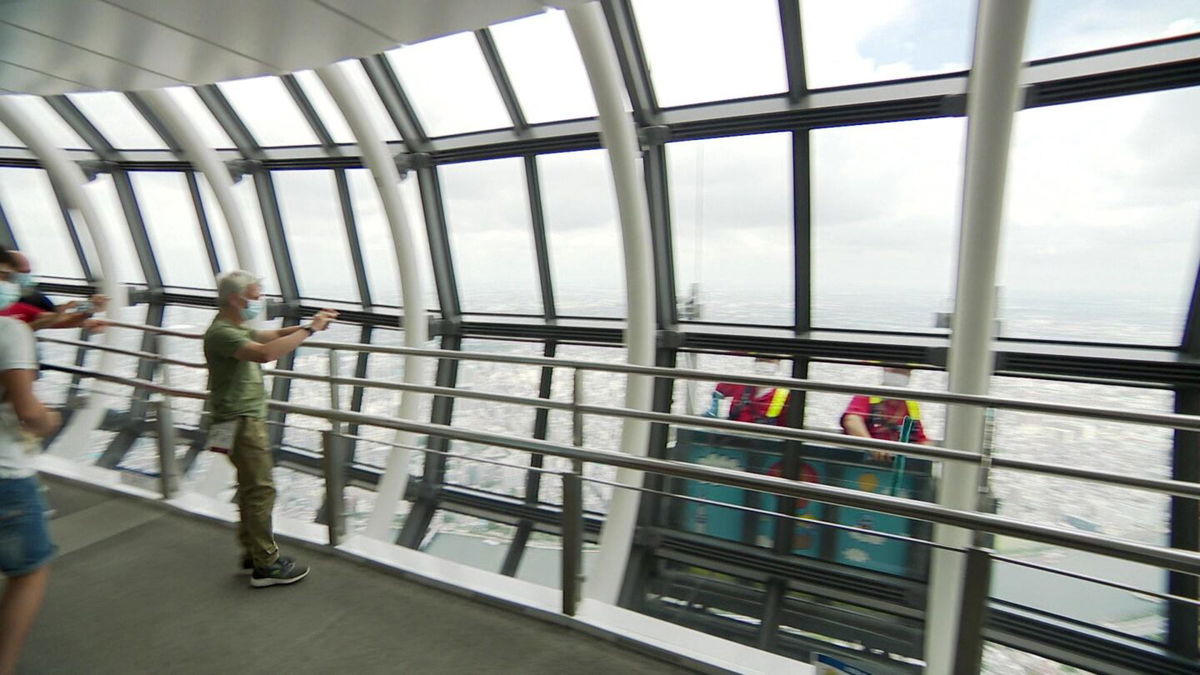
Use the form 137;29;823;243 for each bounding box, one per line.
234;309;338;363
251;325;307;342
843;414;892;462
0;369;60;437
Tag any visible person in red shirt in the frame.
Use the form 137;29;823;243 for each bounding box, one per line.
0;250;107;332
704;356;793;426
841;367;932;461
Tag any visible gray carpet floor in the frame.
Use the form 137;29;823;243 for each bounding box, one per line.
20;477;696;674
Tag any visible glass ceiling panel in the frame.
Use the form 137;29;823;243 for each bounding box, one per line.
632;0;788;107
999;86;1200;346
293;70;354;144
811;118;964;332
1026;0;1200;62
800;0;975;90
337;60;403;143
440;158;539;314
67;92;167;150
273;170;358;302
130;172;213;289
165;87;234;149
386;32;511;137
82;174;145;285
219;76;319;147
668;132;792;325
0;167;83;279
490;9;598;124
537;150;624;317
0;119;23;147
5;96;87;149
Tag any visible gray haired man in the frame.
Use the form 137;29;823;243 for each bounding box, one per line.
204;270;337;587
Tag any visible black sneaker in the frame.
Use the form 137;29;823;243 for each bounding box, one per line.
250;556;310;588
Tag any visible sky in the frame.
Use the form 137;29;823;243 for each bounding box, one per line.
0;0;1198;340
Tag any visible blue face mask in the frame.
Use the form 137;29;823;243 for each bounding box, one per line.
12;272;34;292
240;297;265;321
0;280;20;311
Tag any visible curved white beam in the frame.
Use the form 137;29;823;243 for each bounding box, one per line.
316;62;431;541
925;1;1031;673
0;97;125;460
140;89;255;273
566;2;657;605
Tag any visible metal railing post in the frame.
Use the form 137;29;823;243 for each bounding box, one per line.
322;429;347;546
153;399;180;499
561;466;585;616
572;368;584;447
953;546;993;674
328;348;343;434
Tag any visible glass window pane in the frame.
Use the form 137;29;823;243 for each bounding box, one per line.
345;169;436;310
421;512;516;574
537;150;624;317
633;0;787;107
293;70;354;144
5;96;87;149
194;174;238;273
0;167;83;279
440;158;540;314
218;76;319;147
988;377;1171;642
67;92;167;150
668;132;792;325
1026;0;1200;61
811;118;966;332
165;87;235;149
386;33;511;137
490;10;598;124
130;172;213;288
337;60;403;143
272;170;358;302
82;174;145;285
0;120;23;147
1000;87;1200;345
800;0;975;90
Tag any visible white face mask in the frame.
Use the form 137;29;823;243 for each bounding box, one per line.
752;360;780;377
881;370;911;387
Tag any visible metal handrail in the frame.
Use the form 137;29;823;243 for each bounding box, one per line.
38;362;1200;578
83;320;1200;432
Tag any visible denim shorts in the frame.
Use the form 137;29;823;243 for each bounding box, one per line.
0;476;55;576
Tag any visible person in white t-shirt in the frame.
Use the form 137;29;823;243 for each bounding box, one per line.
0;248;60;674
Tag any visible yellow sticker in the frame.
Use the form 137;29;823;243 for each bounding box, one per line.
858;473;879;493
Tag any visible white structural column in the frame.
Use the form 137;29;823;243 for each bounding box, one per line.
566;2;657;604
0;98;125;460
141;90;255;272
139;89;252;497
925;1;1031;672
317;63;431;541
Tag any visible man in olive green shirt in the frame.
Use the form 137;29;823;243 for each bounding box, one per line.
204;270;336;587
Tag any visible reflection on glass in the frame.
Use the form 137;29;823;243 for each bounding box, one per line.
633;0;787;107
440;158;540;314
356;326;434;477
293;70;354;144
0;167;83;279
282;322;362;456
272;170;358;301
68;92;167;150
444;339;541;498
3;96;87;149
386;32;511;137
82;174;145;284
218;76;319;147
130;172;213;288
668;132;792;325
337;59;403;142
165;87;235;148
1026;0;1200;61
490;10;598;123
800;0;974;90
1000;88;1200;345
537;150;624;317
983;642;1096;674
811;118;965;332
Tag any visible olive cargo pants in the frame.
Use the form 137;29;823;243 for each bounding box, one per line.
228;417;279;569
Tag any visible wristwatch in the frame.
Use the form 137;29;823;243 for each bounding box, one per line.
300;325;315;336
